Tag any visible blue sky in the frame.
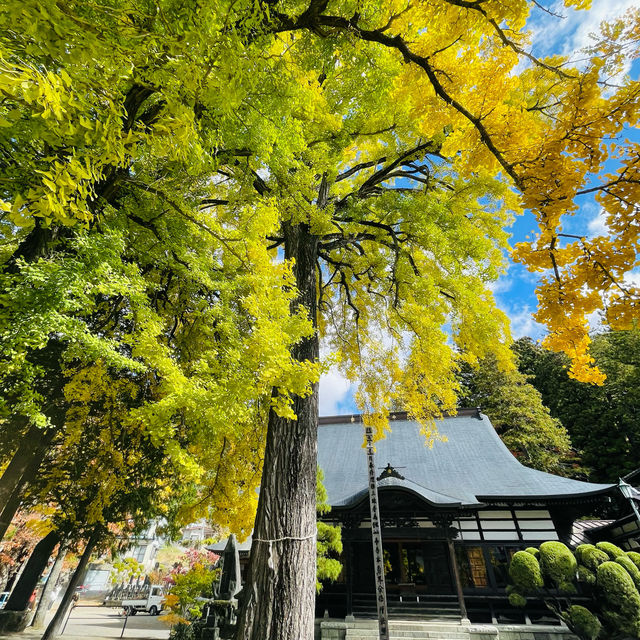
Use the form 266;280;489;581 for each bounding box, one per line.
318;0;640;416
494;0;640;340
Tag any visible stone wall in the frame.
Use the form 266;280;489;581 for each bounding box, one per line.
469;624;578;640
317;619;579;640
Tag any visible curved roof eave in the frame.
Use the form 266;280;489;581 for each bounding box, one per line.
477;485;615;502
333;477;483;510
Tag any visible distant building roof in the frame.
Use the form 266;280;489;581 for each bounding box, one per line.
317;410;615;510
624;468;640;485
586;513;640;549
207;535;252;556
569;519;615;547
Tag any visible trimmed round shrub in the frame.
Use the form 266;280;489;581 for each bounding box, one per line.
600;609;640;638
597;561;640;620
616;555;640;590
558;580;577;594
509;551;543;592
596;541;625;560
567;605;601;640
508;591;527;608
577;565;596;586
575;543;596;561
627;551;640;570
576;544;609;571
539;541;577;588
525;547;539;558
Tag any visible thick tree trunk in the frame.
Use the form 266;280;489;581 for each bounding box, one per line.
31;542;68;629
0;443;48;542
0;485;26;544
235;222;319;640
42;532;97;640
0;425;41;515
5;531;60;612
0;563;9;593
2;548;31;594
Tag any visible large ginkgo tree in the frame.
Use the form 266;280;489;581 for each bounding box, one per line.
1;1;639;640
218;3;639;638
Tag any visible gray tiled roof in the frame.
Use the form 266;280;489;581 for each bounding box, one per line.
207;534;253;554
317;412;614;509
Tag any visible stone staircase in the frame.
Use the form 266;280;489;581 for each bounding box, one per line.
352;593;461;621
322;620;472;640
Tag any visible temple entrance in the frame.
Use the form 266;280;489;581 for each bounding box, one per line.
383;540;453;594
347;537;460;619
351;538;454;595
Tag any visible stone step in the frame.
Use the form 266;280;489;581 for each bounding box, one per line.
341;633;471;639
348;622;469;631
355;611;463;616
390;611;461;618
388;631;469;640
343;622;472;640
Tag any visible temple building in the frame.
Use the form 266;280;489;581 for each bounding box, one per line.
315;409;619;625
578;470;640;552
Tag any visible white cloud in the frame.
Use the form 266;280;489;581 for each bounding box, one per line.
624;269;640;288
506;304;546;339
319;367;355;416
586;308;605;333
587;207;609;237
488;274;513;295
528;0;637;73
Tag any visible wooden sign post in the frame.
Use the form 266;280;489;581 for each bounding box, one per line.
364;425;390;640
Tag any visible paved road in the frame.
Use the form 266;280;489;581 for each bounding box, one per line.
0;605;170;640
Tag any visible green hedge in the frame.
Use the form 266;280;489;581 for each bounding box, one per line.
597;561;640;620
507;541;640;639
509;551;543;592
627;551;640;570
596;541;625;560
576;565;596;586
567;605;601;640
508;591;527;608
539;541;577;588
616;555;640;590
575;544;609;571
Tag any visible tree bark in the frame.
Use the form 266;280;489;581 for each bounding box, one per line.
2;548;31;594
235;222;319;640
5;531;60;612
41;532;97;640
0;443;48;542
0;484;26;544
0;425;41;516
31;542;68;629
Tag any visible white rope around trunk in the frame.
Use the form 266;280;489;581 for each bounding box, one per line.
253;531;317;570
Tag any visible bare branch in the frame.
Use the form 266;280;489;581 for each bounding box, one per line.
267;236;284;250
336;158;386;182
530;0;566;19
200;198;230;209
357;139;443;194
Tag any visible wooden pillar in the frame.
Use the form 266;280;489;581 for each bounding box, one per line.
446;538;469;623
